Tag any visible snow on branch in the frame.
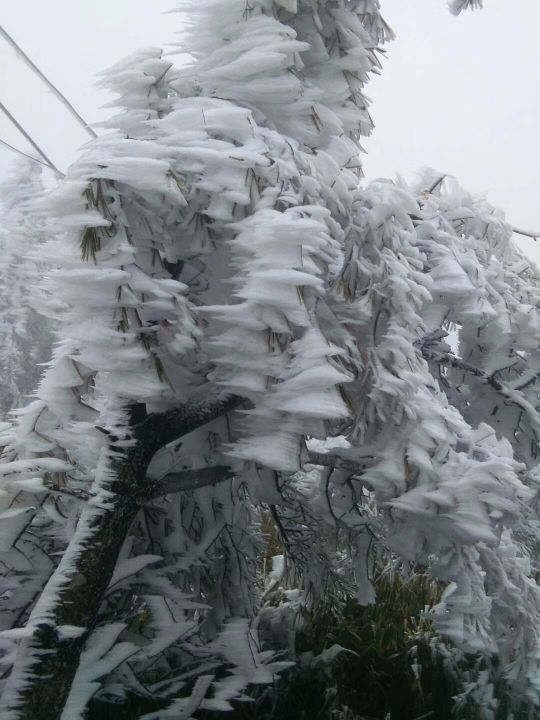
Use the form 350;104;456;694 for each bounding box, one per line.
134;392;245;458
146;466;234;498
449;0;484;14
513;227;540;242
303;450;369;475
418;334;540;441
0;391;244;718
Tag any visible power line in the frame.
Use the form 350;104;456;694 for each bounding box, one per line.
0;99;62;175
0;23;97;139
0;136;65;176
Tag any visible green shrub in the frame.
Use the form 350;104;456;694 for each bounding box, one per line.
91;571;534;719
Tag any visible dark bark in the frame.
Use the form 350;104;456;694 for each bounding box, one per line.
146;466;234;499
132;392;243;457
305;450;367;474
4;392;241;720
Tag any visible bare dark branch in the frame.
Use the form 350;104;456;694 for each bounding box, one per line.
134;392;244;458
147;466;233;498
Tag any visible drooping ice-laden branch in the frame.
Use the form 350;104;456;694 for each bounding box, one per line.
418;337;540;442
2;392;241;720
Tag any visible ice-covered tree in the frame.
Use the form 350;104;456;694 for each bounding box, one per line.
0;1;538;719
0;159;51;413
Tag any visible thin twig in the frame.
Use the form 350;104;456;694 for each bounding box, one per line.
0;99;62;175
427;174;446;194
513;227;540;242
0;24;97;139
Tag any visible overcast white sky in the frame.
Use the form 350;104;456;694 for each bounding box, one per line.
1;1;539;259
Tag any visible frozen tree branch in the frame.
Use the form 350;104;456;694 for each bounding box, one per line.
419;340;540;433
513;227;540;242
3;392;242;720
304;450;367;475
146;466;234;498
132;392;244;458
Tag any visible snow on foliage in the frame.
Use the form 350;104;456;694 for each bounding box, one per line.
0;160;52;414
0;0;537;718
449;0;484;14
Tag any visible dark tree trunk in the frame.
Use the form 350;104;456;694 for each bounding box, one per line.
3;393;241;720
